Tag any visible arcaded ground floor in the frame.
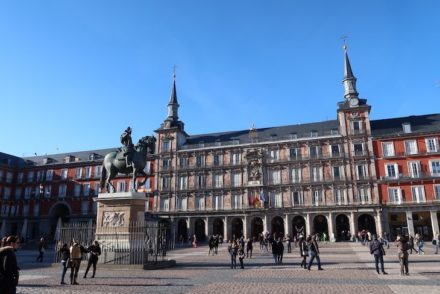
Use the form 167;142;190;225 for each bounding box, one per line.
16;241;440;294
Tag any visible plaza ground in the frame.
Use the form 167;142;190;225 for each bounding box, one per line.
16;242;440;294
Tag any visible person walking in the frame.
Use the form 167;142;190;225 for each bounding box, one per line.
415;233;424;255
408;236;417;254
299;235;308;269
84;241;101;279
59;243;70;285
286;234;292;253
0;235;20;294
395;235;410;276
36;237;45;262
238;246;245;269
69;239;87;285
246;237;253;258
227;240;238;269
277;237;284;264
271;237;280;265
369;235;388;275
307;235;323;271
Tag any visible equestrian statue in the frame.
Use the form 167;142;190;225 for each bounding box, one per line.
100;127;156;193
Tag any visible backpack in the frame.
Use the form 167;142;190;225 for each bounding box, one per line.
70;244;81;259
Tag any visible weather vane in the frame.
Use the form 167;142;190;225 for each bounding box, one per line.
340;35;348;51
173;65;177;79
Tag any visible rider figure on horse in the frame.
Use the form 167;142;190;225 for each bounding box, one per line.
120;127;134;168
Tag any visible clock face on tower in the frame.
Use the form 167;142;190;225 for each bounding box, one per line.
349;98;359;107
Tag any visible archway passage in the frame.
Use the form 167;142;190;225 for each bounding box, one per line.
335;214;350;241
230;218;243;240
358;214;376;235
292;216;306;238
49;202;71;238
212;218;224;237
194;219;206;242
388;212;407;240
271;216;285;238
313;215;328;238
413;211;432;240
177;219;188;244
251;217;264;239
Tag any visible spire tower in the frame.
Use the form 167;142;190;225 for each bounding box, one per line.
342;45;359;100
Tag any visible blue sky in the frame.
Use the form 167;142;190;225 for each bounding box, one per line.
1;1;439;157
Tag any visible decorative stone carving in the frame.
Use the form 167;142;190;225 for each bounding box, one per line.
245;148;263;182
102;211;125;227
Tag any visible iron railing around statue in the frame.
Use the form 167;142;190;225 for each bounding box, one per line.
54;221;172;265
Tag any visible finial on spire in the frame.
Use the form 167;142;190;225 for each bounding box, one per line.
173;65;177;80
340;35;348;51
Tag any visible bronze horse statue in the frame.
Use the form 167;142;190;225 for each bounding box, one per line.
100;136;156;192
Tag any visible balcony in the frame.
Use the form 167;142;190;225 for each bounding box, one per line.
380;172;440;182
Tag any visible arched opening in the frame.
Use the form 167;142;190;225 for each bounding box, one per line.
194;219;206;242
250;217;264;239
413;211;432;240
212;218;224;237
335;214;350;241
177;219;188;244
313;215;328;238
49;202;71;238
358;214;376;235
271;216;285;239
230;218;243;240
292;216;306;238
388;212;407;240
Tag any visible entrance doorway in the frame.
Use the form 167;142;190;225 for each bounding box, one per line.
251;217;264;239
230;218;243;240
335;214;350;241
271;216;285;238
358;214;376;235
313;215;328;238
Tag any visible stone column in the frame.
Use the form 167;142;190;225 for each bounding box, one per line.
350;212;356;241
430;211;439;236
406;210;415;237
263;214;268;233
243;215;248;238
285;214;290;237
306;213;312;236
327;212;335;242
206;217;210;237
376;210;383;237
224;216;229;242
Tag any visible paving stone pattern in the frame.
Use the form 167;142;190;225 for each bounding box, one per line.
15;242;440;294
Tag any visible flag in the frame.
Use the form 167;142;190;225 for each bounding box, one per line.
259;190;266;203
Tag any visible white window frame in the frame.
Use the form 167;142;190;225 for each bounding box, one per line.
382;142;395;157
27;171;34;183
269;191;282;208
85;166;91;178
429;160;440;176
358;187;371;204
213;194;223;210
61;169;68;180
311;166;323;182
83;183;91;196
231;193;242;209
269;169;281;185
213;173;223;188
94;166;102;178
44;185;52;198
177;196;188;211
59;184;67;198
196;195;205;210
408;161;421;178
117;181;126;192
388;188;402;204
291;191;304;206
160;197;170;211
404;140;418;155
268;149;279;162
231;153;240;165
75;168;82;179
74;184;81;197
385;163;399;179
334;188;346;205
291;167;302;183
232;172;241;187
178;176;188;190
312;190;323;206
411;186;425;203
426;138;438;153
434;184;440;200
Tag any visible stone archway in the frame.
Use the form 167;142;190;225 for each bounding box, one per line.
271;216;285;238
313;215;328;237
49;202;71;237
212;218;224;237
335;214;350;241
292;215;306;238
250;217;264;239
230;218;243;240
194;219;206;242
358;214;376;235
177;219;188;244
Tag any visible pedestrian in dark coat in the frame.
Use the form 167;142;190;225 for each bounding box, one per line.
369;235;388;275
299;235;308;269
0;235;20;294
59;243;70;284
36;237;45;262
84;241;101;278
307;235;323;271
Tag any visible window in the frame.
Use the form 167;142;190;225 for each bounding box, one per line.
44;186;52;198
310;131;318;137
430;160;440;176
382;142;395;157
24;187;32;199
196;195;205;210
334;189;346;205
291;191;303;206
402;123;412;133
59;184;67;198
160;197;170;211
434;185;440;200
213;154;222;166
213;173;223;188
231;194;242;209
75;168;82;179
178;176;188;190
162;158;171;169
3;187;11;200
268;149;279;161
291;167;301;183
408;161;421;178
83;183;91;196
405;140;418;155
45;170;54;181
352;121;361;133
27;171;34;183
177;197;187;211
117;181;126;192
85;167;91;178
94;166;102;178
231;172;241;187
0;170;3;182
23;204;29;216
196;155;204;167
14;187;22;200
411;186;425;203
426;138;438;153
269;191;282;208
358;187;371;204
231;153;240;165
312;190;323;206
289;148;300;160
17;172;23;183
36;170;44;182
81;201;89;215
33;203;39;216
331;145;340;157
162;141;170;152
74;184;81;196
333;166;342;180
61;169;68;180
356;164;368;180
162;177;171;189
388;188;402;204
385;163;398;179
309;146;319;159
196;174;205;189
6;172;13;183
94;183;101;195
353;143;364;156
311;166;322;182
179;157;188;167
213;194;223;210
269;169;281;185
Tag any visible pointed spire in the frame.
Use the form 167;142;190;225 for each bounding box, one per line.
166;69;179;121
168;70;178;105
342;45;359;100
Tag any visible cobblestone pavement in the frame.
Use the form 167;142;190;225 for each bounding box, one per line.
15;242;440;294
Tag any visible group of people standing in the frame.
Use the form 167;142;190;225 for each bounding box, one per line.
58;240;101;285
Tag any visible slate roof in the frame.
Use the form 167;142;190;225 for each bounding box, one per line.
371;113;440;138
0;152;27;168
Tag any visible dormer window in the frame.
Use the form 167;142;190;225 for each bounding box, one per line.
89;153;97;161
215;139;221;146
402;122;412;133
310;131;318;137
198;141;205;148
162;141;170;152
289;133;298;139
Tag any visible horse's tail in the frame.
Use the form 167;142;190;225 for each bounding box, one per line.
100;163;107;190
